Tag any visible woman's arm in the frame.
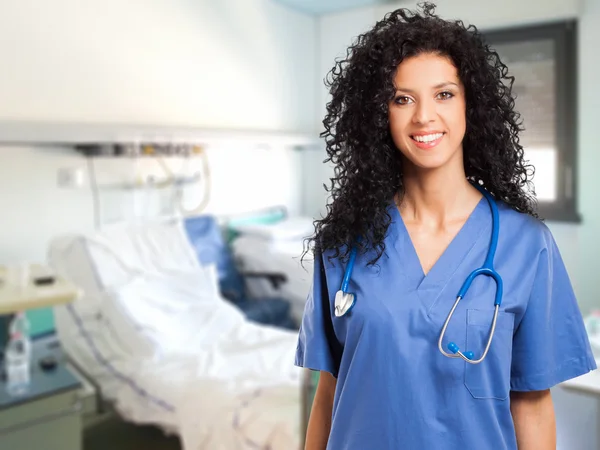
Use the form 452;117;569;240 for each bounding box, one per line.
510;389;556;449
305;371;337;450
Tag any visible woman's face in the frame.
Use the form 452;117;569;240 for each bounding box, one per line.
388;53;467;172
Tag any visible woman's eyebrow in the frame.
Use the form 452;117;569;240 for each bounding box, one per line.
394;82;460;94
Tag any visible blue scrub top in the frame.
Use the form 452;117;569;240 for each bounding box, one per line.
295;198;596;450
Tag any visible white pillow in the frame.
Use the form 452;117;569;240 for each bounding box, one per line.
80;218;206;290
232;217;314;241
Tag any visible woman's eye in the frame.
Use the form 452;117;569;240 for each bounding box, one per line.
437;91;454;100
395;96;412;105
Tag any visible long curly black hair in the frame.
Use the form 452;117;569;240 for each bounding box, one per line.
305;2;537;266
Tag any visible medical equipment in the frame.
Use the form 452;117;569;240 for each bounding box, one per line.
333;245;359;317
84;145;210;232
334;183;502;365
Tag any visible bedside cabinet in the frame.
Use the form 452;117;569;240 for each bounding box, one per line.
0;346;84;450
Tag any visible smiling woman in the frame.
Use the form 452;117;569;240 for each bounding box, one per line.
296;3;595;450
308;2;540;268
388;55;467;170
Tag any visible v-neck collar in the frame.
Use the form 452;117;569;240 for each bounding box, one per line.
387;196;491;293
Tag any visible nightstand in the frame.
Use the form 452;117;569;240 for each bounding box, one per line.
0;338;93;450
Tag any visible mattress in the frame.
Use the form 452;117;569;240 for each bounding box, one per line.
47;218;304;449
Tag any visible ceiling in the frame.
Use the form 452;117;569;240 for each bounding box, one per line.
271;0;394;16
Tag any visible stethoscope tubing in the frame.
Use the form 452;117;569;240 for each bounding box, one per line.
334;182;503;365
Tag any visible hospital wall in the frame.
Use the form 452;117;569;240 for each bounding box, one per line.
309;1;600;450
0;0;317;334
0;0;317;131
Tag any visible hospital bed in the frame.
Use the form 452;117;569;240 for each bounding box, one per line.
47;217;306;449
184;215;297;330
228;217;315;325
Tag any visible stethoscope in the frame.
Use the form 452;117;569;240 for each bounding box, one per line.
334;183;502;365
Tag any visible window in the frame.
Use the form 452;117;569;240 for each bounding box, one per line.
484;21;579;222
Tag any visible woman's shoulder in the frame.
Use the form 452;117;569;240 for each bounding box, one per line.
496;200;555;251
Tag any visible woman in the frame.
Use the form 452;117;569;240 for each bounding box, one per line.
295;3;595;450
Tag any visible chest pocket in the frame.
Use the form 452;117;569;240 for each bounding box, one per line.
464;308;515;400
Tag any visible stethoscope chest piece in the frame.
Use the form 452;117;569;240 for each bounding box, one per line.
334;290;356;317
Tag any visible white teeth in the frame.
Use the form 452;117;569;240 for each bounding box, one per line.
413;133;443;143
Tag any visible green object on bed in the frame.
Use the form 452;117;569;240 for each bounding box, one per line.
225;207;287;243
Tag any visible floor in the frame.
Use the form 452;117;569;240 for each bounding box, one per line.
84;417;181;450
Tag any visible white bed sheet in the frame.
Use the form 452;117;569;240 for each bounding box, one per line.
231;235;314;324
48;219;304;449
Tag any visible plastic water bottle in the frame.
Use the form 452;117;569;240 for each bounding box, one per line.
9;312;30;338
5;313;31;396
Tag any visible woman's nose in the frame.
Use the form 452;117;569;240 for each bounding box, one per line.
412;99;436;124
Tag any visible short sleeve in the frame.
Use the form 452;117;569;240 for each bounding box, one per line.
510;230;597;391
294;251;342;377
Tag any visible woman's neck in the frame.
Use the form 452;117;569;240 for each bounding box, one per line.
398;165;481;227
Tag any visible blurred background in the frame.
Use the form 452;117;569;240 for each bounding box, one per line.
0;0;598;449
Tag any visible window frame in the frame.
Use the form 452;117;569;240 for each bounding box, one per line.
483;20;580;223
